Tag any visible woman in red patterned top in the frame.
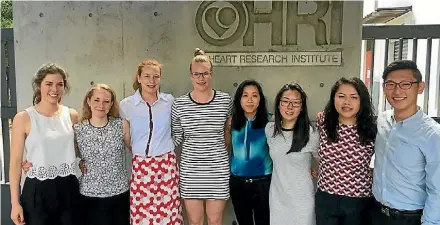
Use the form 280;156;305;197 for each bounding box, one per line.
315;77;377;225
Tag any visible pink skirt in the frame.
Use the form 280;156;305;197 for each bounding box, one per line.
130;151;183;225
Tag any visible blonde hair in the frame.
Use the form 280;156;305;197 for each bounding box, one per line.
32;63;70;105
132;59;163;91
189;48;212;72
81;83;119;121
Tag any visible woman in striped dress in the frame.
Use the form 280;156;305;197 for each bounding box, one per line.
171;48;232;225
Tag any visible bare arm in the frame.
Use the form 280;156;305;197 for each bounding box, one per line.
9;112;29;225
225;116;232;151
69;109;80;157
69;108;79;125
122;119;132;151
73;132;81;158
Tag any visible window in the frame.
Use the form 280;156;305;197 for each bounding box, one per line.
393;39;409;61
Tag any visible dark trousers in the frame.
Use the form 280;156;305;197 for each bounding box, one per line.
20;175;81;225
315;189;373;225
230;175;271;225
371;200;422;225
81;191;130;225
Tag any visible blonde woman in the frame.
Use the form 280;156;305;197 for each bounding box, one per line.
10;63;80;225
21;83;131;225
74;84;131;225
120;59;183;225
171;49;233;225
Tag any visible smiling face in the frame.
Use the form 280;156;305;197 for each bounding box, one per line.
137;65;161;94
87;88;113;119
39;73;65;104
190;61;212;92
334;83;360;122
240;85;260;116
279;90;302;123
383;69;424;114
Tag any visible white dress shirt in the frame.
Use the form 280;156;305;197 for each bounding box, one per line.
119;90;175;157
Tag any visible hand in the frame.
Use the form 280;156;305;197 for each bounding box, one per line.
311;168;319;178
316;111;324;122
21;160;33;174
79;159;86;173
11;203;25;225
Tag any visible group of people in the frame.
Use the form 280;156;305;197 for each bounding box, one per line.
8;47;440;225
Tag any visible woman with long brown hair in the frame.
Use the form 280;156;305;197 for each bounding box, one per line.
120;59;183;225
10;63;80;225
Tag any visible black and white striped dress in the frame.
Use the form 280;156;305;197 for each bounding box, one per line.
171;90;232;200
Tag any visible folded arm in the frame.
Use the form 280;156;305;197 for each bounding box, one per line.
422;134;440;225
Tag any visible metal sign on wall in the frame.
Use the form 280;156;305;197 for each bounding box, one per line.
195;1;344;67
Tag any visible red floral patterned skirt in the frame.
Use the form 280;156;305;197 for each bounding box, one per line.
130;151;183;225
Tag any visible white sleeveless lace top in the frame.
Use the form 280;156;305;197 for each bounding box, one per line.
24;106;77;180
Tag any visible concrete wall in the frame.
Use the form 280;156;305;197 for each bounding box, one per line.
13;1;363;116
12;1;363;224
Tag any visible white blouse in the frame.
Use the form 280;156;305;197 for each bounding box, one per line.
24;106;77;180
119;90;175;157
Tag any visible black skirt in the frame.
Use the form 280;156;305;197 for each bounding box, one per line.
80;191;130;225
20;175;80;225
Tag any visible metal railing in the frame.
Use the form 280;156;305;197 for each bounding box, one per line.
1;28;17;184
361;24;440;116
1;27;17;225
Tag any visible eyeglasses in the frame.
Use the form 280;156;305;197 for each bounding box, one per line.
191;71;211;79
383;81;419;90
280;99;302;107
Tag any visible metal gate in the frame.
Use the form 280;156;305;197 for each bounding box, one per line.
1;27;17;225
361;24;440;117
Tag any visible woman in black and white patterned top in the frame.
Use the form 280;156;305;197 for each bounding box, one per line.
74;84;131;225
172;48;232;225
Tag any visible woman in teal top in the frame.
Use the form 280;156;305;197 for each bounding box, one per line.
226;80;272;225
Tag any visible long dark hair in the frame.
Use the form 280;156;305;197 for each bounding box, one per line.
231;80;268;130
273;83;312;154
322;77;377;145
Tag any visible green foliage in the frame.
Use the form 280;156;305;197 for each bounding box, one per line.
1;0;13;28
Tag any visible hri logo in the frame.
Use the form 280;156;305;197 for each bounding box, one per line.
195;1;344;47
